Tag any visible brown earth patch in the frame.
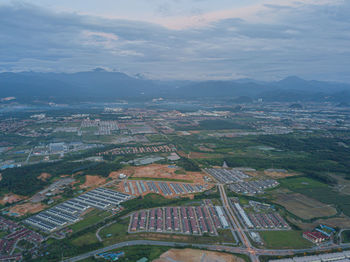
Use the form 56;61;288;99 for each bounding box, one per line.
188;151;223;159
9;202;46;216
290;215;350;231
111;164;213;198
37;172;51;181
264;170;298;178
0;194;25;205
80;175;106;189
154;248;245;262
274;193;337;220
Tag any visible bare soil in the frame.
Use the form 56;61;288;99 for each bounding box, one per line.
0;194;25;205
274;193;337;220
154;248;245;262
37;172;51;181
9;202;46;216
80;175;106;189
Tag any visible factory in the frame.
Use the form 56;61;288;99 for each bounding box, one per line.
270;251;350;262
25;187;130;232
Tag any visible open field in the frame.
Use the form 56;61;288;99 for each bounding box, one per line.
279;177;328;191
264;170;299;179
273;192;337;220
341;230;350;243
0;193;25;205
289;215;350;231
259;230;313;249
9;202;46;216
70;209;111;232
79;175;106;189
154;248;246;262
110;164;208;184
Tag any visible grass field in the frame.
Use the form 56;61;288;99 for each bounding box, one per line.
273;192;337;220
71;232;98;247
279;177;328;190
260;230;313;249
341;230;350;243
70;209;110;232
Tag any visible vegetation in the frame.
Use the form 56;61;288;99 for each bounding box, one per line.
259;230;313;249
176;157;200;172
341;230;350;243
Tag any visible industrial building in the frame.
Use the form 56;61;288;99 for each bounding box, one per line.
25;187;130;232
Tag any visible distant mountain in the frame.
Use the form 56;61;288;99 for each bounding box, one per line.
1;70;350;103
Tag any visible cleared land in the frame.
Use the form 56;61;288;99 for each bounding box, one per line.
154;248;246;262
110;164;210;185
9;202;46;216
80;175;106;189
0;193;25;205
274;192;337;220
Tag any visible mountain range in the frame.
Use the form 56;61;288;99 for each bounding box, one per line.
1;69;350;103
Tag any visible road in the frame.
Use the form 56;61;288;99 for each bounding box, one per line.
218;184;259;262
63;184;350;261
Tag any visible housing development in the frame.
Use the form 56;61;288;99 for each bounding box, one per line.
0;100;350;262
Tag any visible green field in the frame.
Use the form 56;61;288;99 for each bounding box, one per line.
70;210;111;232
260;231;313;249
71;232;98;247
279;177;328;190
341;230;350;243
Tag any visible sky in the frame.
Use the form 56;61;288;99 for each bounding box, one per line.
0;0;350;81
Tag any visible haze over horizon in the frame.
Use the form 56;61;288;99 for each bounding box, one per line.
1;0;350;82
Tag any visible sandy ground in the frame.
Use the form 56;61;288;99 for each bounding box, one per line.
37;172;51;181
0;194;25;205
110;164;207;184
80;175;106;188
80;175;106;189
274;193;337;220
264;170;298;178
110;164;213;198
154;248;245;262
9;202;46;216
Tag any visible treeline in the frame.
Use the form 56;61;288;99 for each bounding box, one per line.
176;157;200;172
0;160;122;196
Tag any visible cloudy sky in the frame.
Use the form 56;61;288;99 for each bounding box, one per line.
0;0;350;81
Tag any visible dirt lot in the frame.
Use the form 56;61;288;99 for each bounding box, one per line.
110;164;213;198
110;164;208;184
154;248;245;262
274;193;337;220
9;202;46;216
290;215;350;231
80;175;106;189
264;170;298;178
0;194;25;205
37;172;51;181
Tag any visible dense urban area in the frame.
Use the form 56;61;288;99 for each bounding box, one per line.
0;98;350;262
